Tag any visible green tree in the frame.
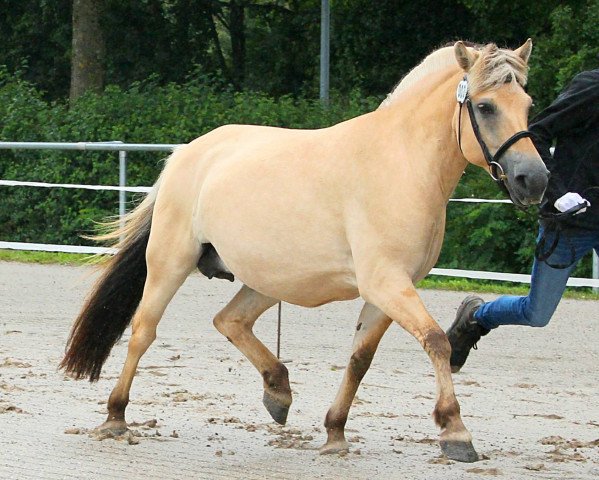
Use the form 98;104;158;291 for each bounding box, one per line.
0;0;71;98
528;0;599;111
331;0;475;96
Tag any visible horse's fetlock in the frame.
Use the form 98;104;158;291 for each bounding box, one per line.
433;397;461;428
262;363;290;392
324;408;347;432
107;394;129;420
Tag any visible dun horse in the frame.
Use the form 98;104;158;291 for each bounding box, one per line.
61;40;548;462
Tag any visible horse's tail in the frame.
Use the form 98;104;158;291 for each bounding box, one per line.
60;178;162;382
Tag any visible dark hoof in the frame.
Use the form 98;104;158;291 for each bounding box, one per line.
263;391;289;425
440;440;479;463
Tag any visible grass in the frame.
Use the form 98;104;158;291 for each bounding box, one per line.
0;249;93;265
418;276;599;301
1;249;598;301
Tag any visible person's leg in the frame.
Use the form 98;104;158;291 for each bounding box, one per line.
447;225;595;372
476;226;594;329
475;257;574;329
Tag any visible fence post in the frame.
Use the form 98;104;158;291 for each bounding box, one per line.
319;0;330;105
593;251;598;294
119;149;127;236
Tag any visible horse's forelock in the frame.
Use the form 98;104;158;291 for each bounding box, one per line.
467;44;529;95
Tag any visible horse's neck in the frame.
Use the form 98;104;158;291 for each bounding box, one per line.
379;69;468;205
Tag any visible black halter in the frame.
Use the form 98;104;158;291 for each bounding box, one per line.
456;76;534;197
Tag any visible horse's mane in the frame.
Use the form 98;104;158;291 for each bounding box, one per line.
379;42;529;109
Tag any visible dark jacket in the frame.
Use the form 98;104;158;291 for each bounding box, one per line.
529;68;599;230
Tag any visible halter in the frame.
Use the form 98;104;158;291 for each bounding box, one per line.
456;76;534;197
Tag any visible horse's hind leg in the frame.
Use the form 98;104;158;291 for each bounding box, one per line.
213;286;291;424
320;302;392;454
96;234;200;436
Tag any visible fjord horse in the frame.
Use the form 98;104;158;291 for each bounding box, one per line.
61;40;548;462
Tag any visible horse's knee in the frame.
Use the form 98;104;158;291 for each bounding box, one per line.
423;329;451;360
349;347;375;382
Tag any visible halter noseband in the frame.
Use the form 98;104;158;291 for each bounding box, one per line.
456;76;534;195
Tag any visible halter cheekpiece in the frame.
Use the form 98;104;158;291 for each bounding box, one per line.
456;76;534;196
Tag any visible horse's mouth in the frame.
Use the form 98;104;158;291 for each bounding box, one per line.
508;189;543;209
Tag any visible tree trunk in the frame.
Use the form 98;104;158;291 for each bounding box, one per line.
70;0;105;102
208;5;231;83
229;0;245;89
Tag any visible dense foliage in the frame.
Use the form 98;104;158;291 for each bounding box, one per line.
0;71;379;244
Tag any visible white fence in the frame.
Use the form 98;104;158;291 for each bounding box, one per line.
1;141;598;289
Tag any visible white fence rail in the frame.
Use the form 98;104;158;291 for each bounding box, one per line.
1;141;598;289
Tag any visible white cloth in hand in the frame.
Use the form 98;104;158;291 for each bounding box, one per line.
554;192;591;214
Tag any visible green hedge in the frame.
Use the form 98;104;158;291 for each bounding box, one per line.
0;72;592;277
0;73;379;245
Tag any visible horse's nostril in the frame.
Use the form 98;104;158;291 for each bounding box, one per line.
514;170;548;198
514;174;528;190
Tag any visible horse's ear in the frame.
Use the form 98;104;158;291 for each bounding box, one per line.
514;38;533;64
454;41;477;71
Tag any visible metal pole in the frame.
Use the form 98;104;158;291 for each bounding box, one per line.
276;302;282;359
593;250;598;294
119;150;127;234
319;0;330;105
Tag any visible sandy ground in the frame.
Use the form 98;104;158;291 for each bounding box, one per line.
0;261;598;480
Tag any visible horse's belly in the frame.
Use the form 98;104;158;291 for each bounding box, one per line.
202;209;358;306
217;244;359;307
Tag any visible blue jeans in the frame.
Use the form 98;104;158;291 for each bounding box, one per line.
475;224;599;329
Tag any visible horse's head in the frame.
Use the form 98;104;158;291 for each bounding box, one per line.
453;40;549;207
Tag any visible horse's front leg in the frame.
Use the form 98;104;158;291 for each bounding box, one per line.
362;273;479;463
320;302;392;454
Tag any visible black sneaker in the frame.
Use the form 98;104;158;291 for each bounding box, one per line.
446;295;489;373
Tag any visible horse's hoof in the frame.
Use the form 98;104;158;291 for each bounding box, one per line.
91;419;128;438
319;439;350;455
440;440;479;463
263;391;289;425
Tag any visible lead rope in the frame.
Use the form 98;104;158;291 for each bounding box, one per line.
535;186;599;269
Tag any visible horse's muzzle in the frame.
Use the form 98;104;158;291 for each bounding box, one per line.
505;154;549;206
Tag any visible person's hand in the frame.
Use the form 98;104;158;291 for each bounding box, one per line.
554;192;591;214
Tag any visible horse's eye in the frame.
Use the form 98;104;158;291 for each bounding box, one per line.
477;103;495;115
